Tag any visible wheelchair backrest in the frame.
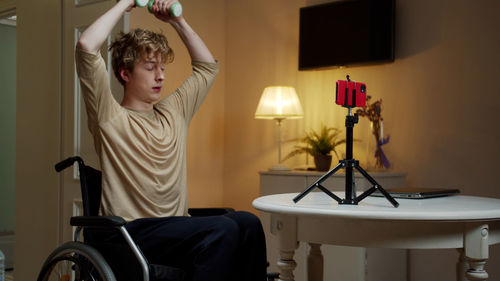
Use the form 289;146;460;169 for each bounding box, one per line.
55;156;102;216
84;165;102;216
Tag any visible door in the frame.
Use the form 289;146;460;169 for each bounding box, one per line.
61;0;128;243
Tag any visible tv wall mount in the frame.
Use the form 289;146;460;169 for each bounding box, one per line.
293;75;399;208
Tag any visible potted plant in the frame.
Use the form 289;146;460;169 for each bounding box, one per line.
283;124;346;171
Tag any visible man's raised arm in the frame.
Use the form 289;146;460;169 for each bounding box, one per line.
77;0;134;54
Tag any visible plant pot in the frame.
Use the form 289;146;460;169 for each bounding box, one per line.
314;154;332;171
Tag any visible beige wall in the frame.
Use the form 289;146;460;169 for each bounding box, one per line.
224;0;307;212
224;0;500;210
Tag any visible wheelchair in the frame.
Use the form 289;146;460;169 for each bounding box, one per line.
37;156;279;281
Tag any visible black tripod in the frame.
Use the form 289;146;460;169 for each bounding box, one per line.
293;107;399;207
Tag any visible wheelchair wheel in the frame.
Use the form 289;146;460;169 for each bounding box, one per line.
37;241;116;281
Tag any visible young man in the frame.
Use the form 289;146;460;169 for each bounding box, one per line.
75;1;267;280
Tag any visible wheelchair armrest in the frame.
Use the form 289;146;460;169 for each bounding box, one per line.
70;216;127;227
188;208;235;217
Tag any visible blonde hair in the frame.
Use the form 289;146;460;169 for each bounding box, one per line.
109;28;174;85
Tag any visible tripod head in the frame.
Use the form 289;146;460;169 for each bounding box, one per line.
345;110;359;128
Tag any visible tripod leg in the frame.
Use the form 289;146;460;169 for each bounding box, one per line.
355;164;399;208
356;186;377;202
356;184;399;208
293;162;344;203
317;184;342;202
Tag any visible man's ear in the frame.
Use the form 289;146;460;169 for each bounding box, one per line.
119;68;130;83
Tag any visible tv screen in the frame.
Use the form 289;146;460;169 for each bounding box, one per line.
299;0;395;70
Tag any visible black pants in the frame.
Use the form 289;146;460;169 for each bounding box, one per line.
106;211;267;281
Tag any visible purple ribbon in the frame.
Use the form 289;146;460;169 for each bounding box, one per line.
376;136;391;169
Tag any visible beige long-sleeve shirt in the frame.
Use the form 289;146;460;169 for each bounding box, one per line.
75;47;218;222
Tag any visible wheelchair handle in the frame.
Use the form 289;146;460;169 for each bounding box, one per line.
55;156;84;172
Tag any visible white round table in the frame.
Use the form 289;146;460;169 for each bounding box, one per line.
253;192;500;281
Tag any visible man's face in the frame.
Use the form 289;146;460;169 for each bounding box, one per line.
122;52;165;104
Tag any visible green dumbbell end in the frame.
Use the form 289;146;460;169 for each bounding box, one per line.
146;0;182;18
135;0;149;8
147;0;155;13
146;0;182;17
169;2;182;17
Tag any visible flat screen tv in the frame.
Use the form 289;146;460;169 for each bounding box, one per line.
299;0;395;70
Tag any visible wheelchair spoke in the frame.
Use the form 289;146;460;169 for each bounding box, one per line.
77;256;101;281
37;242;116;281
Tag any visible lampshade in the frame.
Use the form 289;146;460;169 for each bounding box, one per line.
255;86;304;120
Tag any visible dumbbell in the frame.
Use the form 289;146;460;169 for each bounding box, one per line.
134;0;183;17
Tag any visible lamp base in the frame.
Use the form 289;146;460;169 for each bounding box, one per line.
269;164;291;171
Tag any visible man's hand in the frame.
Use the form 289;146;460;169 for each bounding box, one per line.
151;0;183;23
120;0;136;12
125;0;137;12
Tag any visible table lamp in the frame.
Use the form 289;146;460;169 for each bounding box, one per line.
255;86;304;171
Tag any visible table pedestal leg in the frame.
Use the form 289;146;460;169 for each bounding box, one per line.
273;215;298;281
464;224;489;281
307;243;323;281
466;259;488;281
278;250;297;281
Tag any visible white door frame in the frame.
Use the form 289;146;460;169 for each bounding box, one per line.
0;0;16;271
